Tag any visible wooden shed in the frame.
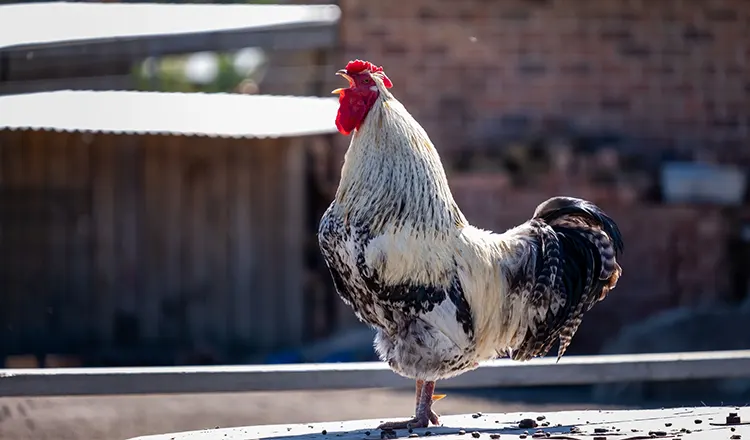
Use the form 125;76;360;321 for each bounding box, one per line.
0;90;340;365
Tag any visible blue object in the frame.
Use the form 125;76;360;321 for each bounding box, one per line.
661;162;746;205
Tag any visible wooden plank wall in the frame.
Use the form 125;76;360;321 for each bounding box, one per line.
0;130;307;364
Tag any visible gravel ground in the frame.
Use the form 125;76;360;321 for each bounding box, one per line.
0;388;627;440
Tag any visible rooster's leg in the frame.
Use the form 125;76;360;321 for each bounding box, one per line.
378;380;442;430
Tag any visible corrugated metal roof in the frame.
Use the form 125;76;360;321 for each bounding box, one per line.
0;2;340;51
0;90;340;139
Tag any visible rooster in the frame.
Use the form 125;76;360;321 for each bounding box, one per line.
318;60;623;430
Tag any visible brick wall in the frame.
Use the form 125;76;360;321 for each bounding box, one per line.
337;0;750;164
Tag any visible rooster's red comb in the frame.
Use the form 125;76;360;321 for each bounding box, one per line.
344;59;393;88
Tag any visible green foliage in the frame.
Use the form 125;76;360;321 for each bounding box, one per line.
133;52;252;93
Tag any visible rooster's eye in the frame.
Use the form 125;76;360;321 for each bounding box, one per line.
362;78;371;84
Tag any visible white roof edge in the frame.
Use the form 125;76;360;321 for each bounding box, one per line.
0;90;341;139
0;2;341;51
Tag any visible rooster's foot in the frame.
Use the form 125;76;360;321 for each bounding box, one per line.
377;411;440;430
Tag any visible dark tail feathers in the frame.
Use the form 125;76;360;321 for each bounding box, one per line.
533;196;623;282
511;196;624;362
533;196;624;254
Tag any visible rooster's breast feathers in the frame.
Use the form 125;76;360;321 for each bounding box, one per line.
318;211;479;380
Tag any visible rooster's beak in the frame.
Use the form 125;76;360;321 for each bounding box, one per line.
332;69;353;95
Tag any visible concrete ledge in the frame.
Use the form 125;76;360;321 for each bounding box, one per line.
2;350;750;397
128;407;750;440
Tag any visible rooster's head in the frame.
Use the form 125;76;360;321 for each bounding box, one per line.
332;59;393;135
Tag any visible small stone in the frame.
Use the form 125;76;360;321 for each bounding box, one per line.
490;434;501;439
366;432;371;436
695;419;703;424
594;428;608;433
593;437;606;440
519;419;537;429
425;431;432;437
458;430;466;435
322;430;328;435
519;436;527;439
536;416;546;421
731;435;741;440
409;434;418;438
380;431;397;440
471;432;481;438
665;423;672;427
649;431;667;437
732;427;737;432
473;413;483;419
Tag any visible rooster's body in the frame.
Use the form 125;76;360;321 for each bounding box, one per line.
319;60;623;429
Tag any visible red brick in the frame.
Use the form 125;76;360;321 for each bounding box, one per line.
337;0;750;163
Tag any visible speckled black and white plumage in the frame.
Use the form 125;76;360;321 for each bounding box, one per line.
318;215;477;380
318;72;624;384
